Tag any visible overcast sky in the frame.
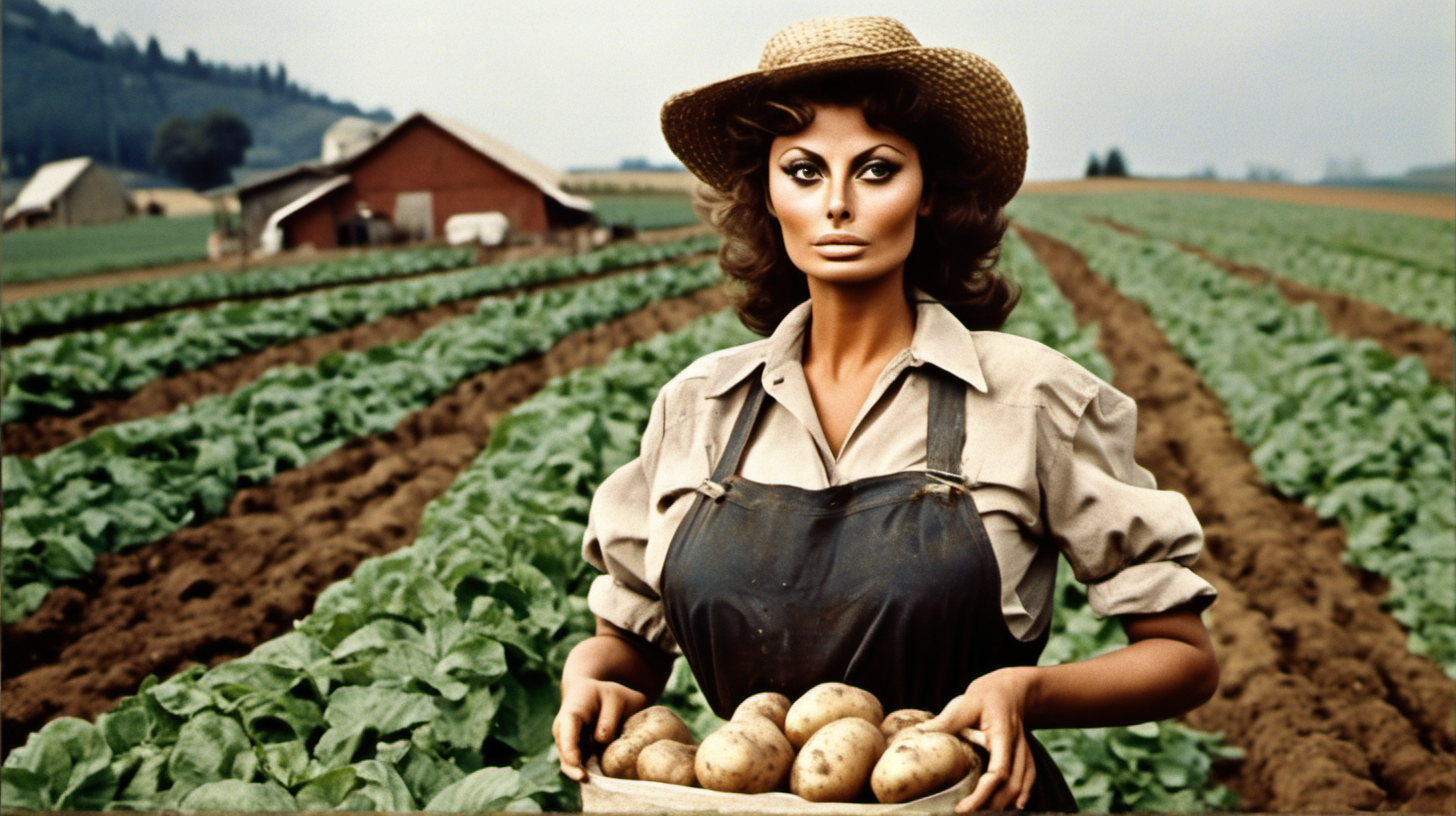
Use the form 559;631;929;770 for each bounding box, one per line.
49;0;1456;183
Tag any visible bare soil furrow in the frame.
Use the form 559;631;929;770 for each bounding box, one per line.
2;255;710;459
1017;224;1456;813
0;286;729;758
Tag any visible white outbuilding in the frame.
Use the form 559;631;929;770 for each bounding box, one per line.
3;157;135;230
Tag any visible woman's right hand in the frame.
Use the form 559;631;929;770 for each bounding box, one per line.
553;677;650;782
552;618;675;782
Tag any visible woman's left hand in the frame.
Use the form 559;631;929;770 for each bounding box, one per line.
921;666;1039;812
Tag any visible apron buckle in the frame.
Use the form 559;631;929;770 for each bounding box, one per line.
697;478;729;503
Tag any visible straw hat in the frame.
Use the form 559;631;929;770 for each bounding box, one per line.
660;16;1027;207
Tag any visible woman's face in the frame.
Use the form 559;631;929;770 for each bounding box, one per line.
767;103;929;287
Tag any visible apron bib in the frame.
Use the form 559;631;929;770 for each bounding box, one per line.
661;365;1077;810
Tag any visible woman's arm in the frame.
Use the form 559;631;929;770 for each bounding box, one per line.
925;605;1219;812
553;616;676;782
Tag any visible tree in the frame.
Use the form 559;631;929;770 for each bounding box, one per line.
1103;148;1128;177
1085;153;1103;177
150;109;252;190
145;36;165;69
183;47;205;77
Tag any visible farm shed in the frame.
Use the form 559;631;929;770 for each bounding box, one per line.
236;163;341;253
2;157;134;230
245;111;593;254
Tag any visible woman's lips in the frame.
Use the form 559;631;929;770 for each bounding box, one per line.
813;233;868;246
813;233;868;259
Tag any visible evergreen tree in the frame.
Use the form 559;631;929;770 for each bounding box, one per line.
1103;148;1128;177
1085;153;1103;177
145;36;164;69
183;47;204;77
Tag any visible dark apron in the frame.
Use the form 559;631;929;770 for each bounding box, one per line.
660;366;1077;811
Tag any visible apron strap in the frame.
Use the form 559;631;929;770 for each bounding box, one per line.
925;367;967;477
710;365;767;483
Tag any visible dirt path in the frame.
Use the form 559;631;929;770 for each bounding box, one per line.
1020;178;1455;220
2;256;710;459
1090;216;1454;386
0;286;730;758
1017;225;1455;812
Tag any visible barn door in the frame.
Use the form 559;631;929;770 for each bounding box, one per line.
394;191;434;240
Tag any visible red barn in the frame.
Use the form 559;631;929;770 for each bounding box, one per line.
254;111;592;253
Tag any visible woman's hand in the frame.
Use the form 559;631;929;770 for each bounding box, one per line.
552;618;675;783
922;666;1038;812
553;677;650;782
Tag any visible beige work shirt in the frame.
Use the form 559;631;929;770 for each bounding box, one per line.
584;296;1215;653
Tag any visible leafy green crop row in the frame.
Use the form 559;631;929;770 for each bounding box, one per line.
1022;192;1456;328
1;235;717;425
2;245;477;340
1;309;757;812
1012;200;1456;676
1;259;722;623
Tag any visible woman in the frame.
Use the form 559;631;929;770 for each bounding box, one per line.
553;16;1218;812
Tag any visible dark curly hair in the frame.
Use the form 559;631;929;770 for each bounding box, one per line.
695;70;1019;336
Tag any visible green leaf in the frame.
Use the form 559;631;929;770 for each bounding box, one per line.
0;716;117;810
295;766;358;809
423;766;524;812
166;711;257;789
179;779;298;811
324;685;438;736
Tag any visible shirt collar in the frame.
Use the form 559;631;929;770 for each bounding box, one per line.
703;292;989;398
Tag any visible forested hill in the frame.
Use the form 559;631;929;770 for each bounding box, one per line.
1;0;392;182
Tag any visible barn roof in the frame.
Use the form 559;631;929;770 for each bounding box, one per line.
364;111;593;214
4;157;95;219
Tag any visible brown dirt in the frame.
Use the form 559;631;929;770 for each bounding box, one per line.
1020;178;1456;220
1;255;710;459
1017;225;1456;813
1090;216;1454;387
0;285;730;758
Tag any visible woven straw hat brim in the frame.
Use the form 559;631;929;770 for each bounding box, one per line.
661;44;1027;207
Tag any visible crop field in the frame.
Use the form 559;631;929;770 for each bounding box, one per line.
0;215;215;285
1;183;1453;812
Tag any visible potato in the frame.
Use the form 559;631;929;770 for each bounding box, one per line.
790;717;886;802
622;705;695;744
870;729;978;804
880;709;934;741
602;732;651;779
636;739;698;787
784;682;884;748
600;705;694;779
733;691;792;731
695;717;794;793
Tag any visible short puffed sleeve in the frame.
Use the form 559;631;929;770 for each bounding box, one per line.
582;386;680;652
1042;378;1216;618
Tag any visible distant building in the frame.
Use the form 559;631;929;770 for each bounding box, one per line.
239;111;593;254
3;157;134;230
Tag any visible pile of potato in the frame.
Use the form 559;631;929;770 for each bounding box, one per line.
598;682;982;804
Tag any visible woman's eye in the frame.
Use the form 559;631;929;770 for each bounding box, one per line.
860;161;899;182
786;163;821;183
